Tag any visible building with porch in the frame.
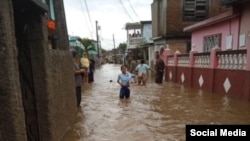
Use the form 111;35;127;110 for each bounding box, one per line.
125;22;143;60
164;0;250;100
125;21;153;66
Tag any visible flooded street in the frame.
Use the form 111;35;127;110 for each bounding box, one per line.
62;64;250;141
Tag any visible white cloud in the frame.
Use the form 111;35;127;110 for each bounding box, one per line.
63;0;152;50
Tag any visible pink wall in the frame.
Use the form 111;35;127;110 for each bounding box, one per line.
240;3;250;70
191;17;240;52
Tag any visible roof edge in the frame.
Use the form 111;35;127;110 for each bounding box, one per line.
183;10;239;32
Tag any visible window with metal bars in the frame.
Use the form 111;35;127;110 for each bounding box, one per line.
183;0;208;21
203;34;222;52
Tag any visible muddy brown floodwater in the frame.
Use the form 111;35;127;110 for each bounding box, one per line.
62;64;250;141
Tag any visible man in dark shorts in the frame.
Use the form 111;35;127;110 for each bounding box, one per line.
117;65;132;99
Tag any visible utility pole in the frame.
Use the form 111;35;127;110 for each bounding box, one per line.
113;34;116;64
95;20;100;58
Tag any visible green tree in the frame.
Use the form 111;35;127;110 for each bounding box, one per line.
118;43;127;53
77;38;96;57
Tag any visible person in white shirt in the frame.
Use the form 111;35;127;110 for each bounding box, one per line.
117;65;133;99
135;59;155;85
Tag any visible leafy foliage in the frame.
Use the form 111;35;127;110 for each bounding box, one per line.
77;38;96;57
117;43;127;52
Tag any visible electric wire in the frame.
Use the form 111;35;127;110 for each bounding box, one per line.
79;0;92;38
118;0;135;22
121;0;152;40
130;1;152;43
129;1;152;41
83;0;94;39
126;0;152;43
127;0;140;21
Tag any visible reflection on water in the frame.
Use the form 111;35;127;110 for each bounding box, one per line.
62;64;250;141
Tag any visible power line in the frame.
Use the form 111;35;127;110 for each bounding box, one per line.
118;0;135;22
83;0;94;39
126;0;152;39
127;0;140;21
79;0;92;38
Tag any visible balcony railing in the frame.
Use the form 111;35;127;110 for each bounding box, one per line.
177;54;190;67
194;52;210;68
217;50;247;69
166;48;247;70
127;37;144;49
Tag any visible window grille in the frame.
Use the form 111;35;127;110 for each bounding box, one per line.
203;34;221;52
183;0;208;21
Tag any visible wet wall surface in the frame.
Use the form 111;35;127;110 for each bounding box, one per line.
62;64;250;141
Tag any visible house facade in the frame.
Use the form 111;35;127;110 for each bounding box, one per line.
125;22;143;60
125;21;153;65
0;0;77;141
163;0;250;100
151;0;227;53
141;21;154;67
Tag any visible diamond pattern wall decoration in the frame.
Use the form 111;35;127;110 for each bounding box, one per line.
169;71;172;81
181;73;185;83
223;77;231;93
198;75;204;88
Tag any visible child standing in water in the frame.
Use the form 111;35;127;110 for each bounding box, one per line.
117;65;132;99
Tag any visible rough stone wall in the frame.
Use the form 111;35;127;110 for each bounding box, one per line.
27;26;77;141
30;46;77;141
26;1;77;141
0;0;27;141
54;0;70;50
46;50;77;141
46;1;78;139
0;0;78;141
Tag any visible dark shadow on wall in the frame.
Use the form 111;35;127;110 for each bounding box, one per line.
12;1;45;141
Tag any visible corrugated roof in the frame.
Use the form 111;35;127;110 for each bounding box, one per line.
125;22;141;30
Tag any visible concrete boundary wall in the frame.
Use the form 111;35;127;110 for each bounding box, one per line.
164;48;250;101
0;0;78;141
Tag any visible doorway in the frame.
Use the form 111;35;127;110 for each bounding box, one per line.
12;1;43;140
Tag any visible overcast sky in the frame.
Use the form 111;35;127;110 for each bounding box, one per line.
63;0;152;50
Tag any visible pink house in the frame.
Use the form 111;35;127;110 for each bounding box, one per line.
184;10;240;52
164;1;250;101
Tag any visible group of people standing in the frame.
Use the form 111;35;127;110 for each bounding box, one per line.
72;50;95;107
127;51;165;85
117;51;165;99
